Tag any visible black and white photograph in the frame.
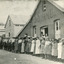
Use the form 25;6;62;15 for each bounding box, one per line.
0;0;64;64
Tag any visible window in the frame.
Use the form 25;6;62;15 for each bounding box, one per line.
15;24;19;26
9;33;10;37
43;5;46;11
40;26;48;37
33;26;36;37
20;25;24;26
42;0;46;11
55;20;60;31
9;20;11;26
56;22;58;30
43;0;46;4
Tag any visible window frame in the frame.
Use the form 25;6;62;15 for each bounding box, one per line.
55;19;60;31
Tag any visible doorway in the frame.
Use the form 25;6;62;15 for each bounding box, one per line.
40;26;48;37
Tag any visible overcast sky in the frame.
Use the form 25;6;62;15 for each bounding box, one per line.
0;0;38;24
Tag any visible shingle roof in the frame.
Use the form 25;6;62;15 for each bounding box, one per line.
16;1;40;37
9;15;31;25
5;0;39;25
48;0;64;12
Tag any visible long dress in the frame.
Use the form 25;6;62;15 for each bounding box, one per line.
30;40;35;53
40;40;45;54
61;44;64;59
21;40;24;53
44;41;52;55
14;41;18;52
34;39;41;54
52;42;58;56
58;42;62;58
18;40;22;53
26;39;31;53
24;39;28;53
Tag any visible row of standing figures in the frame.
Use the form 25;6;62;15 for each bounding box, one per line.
0;36;64;61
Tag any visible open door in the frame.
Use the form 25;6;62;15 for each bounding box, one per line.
40;26;48;37
33;26;37;37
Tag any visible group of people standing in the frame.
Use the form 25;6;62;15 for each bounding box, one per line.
0;35;64;60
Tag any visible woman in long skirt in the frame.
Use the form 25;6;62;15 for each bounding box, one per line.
34;37;41;56
18;39;22;53
30;37;35;54
14;39;18;53
25;37;31;54
44;38;52;59
52;39;58;58
40;38;45;58
11;38;15;52
60;38;64;59
58;39;62;59
21;39;24;53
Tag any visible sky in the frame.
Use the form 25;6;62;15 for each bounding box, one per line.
0;0;64;24
0;0;39;24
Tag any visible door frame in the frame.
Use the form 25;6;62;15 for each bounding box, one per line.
40;25;48;37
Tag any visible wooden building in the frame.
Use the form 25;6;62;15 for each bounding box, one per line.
16;0;64;39
5;15;26;38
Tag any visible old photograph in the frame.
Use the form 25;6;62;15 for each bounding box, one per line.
0;0;64;64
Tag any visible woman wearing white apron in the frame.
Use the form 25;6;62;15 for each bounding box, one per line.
34;37;41;56
58;39;62;59
11;38;15;52
30;37;35;54
61;38;64;59
40;38;45;58
18;39;22;53
21;38;24;53
52;39;58;58
44;38;52;59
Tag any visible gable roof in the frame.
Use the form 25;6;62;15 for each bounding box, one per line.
5;0;39;27
48;0;64;12
16;0;64;38
16;0;40;37
9;15;31;25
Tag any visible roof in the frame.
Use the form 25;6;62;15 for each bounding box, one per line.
16;1;40;37
9;15;32;25
0;0;39;24
48;0;64;12
5;0;39;26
